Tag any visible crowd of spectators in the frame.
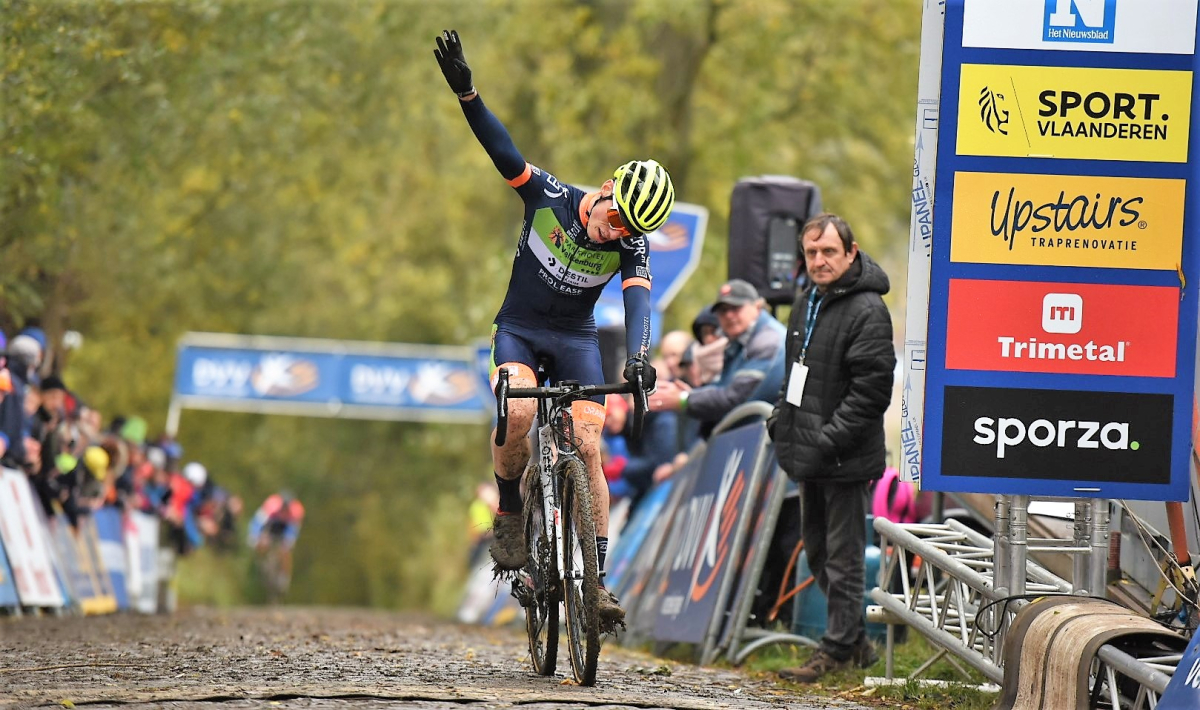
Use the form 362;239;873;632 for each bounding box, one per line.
599;278;790;516
0;322;241;557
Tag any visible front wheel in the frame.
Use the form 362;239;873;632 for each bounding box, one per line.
522;475;558;676
560;457;601;686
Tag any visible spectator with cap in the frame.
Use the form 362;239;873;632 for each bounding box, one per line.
0;334;42;467
649;279;787;439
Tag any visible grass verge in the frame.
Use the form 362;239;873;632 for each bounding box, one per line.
733;632;999;710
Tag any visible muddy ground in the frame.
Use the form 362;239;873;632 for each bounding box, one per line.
1;607;871;709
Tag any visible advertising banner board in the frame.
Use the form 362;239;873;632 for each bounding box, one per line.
173;333;490;424
0;526;21;608
0;469;64;607
917;0;1200;500
651;424;767;645
93;507;130;611
963;0;1198;55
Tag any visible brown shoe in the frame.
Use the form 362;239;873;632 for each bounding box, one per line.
853;637;879;668
778;649;850;683
597;587;626;633
489;513;527;571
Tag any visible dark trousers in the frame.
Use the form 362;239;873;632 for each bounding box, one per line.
800;479;869;659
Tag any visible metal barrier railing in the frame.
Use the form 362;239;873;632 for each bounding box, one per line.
870;518;1182;708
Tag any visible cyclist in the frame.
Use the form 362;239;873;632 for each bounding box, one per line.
435;29;672;627
248;491;306;592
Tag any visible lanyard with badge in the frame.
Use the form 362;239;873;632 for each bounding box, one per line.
786;289;822;406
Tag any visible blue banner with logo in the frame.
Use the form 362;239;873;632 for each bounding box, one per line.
651;423;768;644
595;201;709;328
918;0;1200;500
173;333;490;424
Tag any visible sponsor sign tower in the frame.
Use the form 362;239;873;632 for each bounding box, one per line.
914;0;1200;503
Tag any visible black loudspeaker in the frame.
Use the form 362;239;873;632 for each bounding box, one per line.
727;176;823;306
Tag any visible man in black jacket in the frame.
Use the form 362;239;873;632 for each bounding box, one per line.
768;213;895;683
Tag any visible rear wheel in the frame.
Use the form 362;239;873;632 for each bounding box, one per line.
560;457;601;686
522;475;558;676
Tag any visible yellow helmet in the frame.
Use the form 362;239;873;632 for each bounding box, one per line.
84;445;110;480
612;159;675;235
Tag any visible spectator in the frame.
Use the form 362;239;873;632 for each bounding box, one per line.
618;359;680;512
467;481;499;561
684;305;726;387
691;306;721;344
649;279;787;439
0;335;42;467
656;330;694;384
770;213;895;683
600;394;631;496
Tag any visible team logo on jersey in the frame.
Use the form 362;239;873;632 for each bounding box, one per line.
550;225;566;248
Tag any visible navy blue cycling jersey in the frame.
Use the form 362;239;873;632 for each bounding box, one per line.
460;94;653;358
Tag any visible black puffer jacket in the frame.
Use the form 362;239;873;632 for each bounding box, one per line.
768;251;895;483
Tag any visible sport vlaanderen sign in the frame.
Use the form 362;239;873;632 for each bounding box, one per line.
911;0;1200;501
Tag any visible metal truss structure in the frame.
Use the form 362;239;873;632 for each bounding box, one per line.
870;512;1184;709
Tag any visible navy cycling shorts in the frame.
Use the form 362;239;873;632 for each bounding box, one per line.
490;320;605;406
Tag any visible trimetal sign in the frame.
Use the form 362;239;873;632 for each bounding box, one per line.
915;0;1200;500
946;279;1179;377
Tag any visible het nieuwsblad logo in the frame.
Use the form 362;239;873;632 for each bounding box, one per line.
950;172;1185;270
1043;0;1117;44
957;64;1192;163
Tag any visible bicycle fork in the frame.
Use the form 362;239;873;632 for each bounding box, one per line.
535;422;567;592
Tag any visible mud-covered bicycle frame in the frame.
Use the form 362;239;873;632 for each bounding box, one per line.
493;367;647;684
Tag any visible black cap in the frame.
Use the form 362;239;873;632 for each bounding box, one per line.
40;375;67;392
711;279;760;310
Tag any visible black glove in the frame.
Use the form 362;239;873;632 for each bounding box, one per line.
623;353;656;392
433;29;474;97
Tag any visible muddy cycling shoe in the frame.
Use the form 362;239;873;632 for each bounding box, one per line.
490;513;527;571
597;587;626;633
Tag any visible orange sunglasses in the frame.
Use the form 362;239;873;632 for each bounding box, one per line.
605;201;632;237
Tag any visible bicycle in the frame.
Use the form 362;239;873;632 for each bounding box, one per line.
255;522;293;604
493;365;647;686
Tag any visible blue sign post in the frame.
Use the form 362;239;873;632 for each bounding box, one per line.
918;0;1200;500
594;201;709;328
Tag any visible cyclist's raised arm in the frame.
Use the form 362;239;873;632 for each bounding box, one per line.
434;30;532;192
